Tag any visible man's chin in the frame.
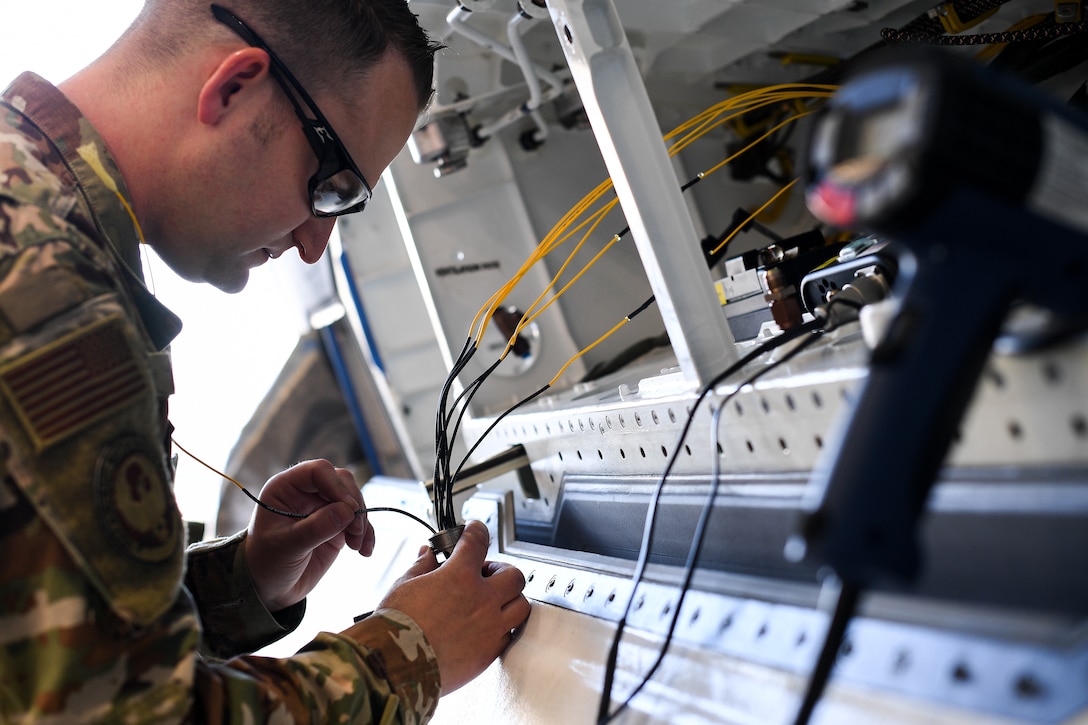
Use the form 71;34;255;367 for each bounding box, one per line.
208;269;249;294
151;247;251;294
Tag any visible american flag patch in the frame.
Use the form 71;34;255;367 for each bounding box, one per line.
0;316;150;450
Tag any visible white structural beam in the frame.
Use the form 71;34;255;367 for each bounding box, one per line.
545;0;738;388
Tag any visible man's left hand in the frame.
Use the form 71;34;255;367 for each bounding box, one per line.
245;459;375;613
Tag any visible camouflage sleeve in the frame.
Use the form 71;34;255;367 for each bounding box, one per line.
185;530;306;659
1;464;442;725
195;609;441;725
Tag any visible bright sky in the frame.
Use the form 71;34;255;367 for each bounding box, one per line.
1;1;306;531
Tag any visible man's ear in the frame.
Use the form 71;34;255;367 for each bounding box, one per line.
196;47;272;126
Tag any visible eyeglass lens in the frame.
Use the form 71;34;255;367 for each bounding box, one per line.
312;168;370;215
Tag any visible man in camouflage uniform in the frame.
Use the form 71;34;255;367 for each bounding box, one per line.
0;0;530;722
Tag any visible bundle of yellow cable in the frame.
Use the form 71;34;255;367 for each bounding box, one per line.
474;83;839;382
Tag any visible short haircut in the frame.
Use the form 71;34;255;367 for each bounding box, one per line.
132;0;442;112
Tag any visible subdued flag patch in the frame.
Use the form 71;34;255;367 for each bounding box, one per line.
0;315;149;449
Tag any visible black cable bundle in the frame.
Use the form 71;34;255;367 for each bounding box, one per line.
432;337;552;531
432;337;483;530
596;318;826;724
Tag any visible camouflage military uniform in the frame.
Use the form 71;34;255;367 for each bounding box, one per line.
0;73;440;724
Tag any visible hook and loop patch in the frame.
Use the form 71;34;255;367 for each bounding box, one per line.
94;434;179;564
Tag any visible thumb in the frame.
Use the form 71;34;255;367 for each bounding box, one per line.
403;544;440;579
445;520;489;569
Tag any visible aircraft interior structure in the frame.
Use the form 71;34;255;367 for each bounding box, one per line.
225;1;1088;722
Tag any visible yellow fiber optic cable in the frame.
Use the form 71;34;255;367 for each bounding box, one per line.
506;201;622;349
472;84;835;364
472;179;619;344
475;193;621;348
711;178;800;258
517;226;622;339
549;316;630;386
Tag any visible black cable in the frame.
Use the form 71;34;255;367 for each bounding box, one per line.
626;295;656;319
433;313;550;529
452;384;552;483
236;485;308;519
578;294;664;382
598;295;865;723
605;332;824;721
364;507;439;535
435;348;521;528
605;403;731;721
791;580;861;725
235;484;438;534
444;358;505;465
597;318;825;724
433;337;479;529
787;296;896;724
579;333;670;383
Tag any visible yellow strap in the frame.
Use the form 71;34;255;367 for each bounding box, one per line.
77;142;147;244
378;695;401;725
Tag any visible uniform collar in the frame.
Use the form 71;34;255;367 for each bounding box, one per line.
1;73;182;350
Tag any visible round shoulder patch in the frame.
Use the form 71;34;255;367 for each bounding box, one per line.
94;435;180;564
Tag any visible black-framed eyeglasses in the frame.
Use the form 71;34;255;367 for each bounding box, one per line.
211;4;372;217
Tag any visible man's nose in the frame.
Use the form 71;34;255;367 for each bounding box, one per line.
295;216;338;264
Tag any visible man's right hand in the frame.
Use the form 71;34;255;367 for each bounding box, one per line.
366;520;531;693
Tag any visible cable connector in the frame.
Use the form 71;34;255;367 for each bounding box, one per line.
816;265;891;330
429;525;466;560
